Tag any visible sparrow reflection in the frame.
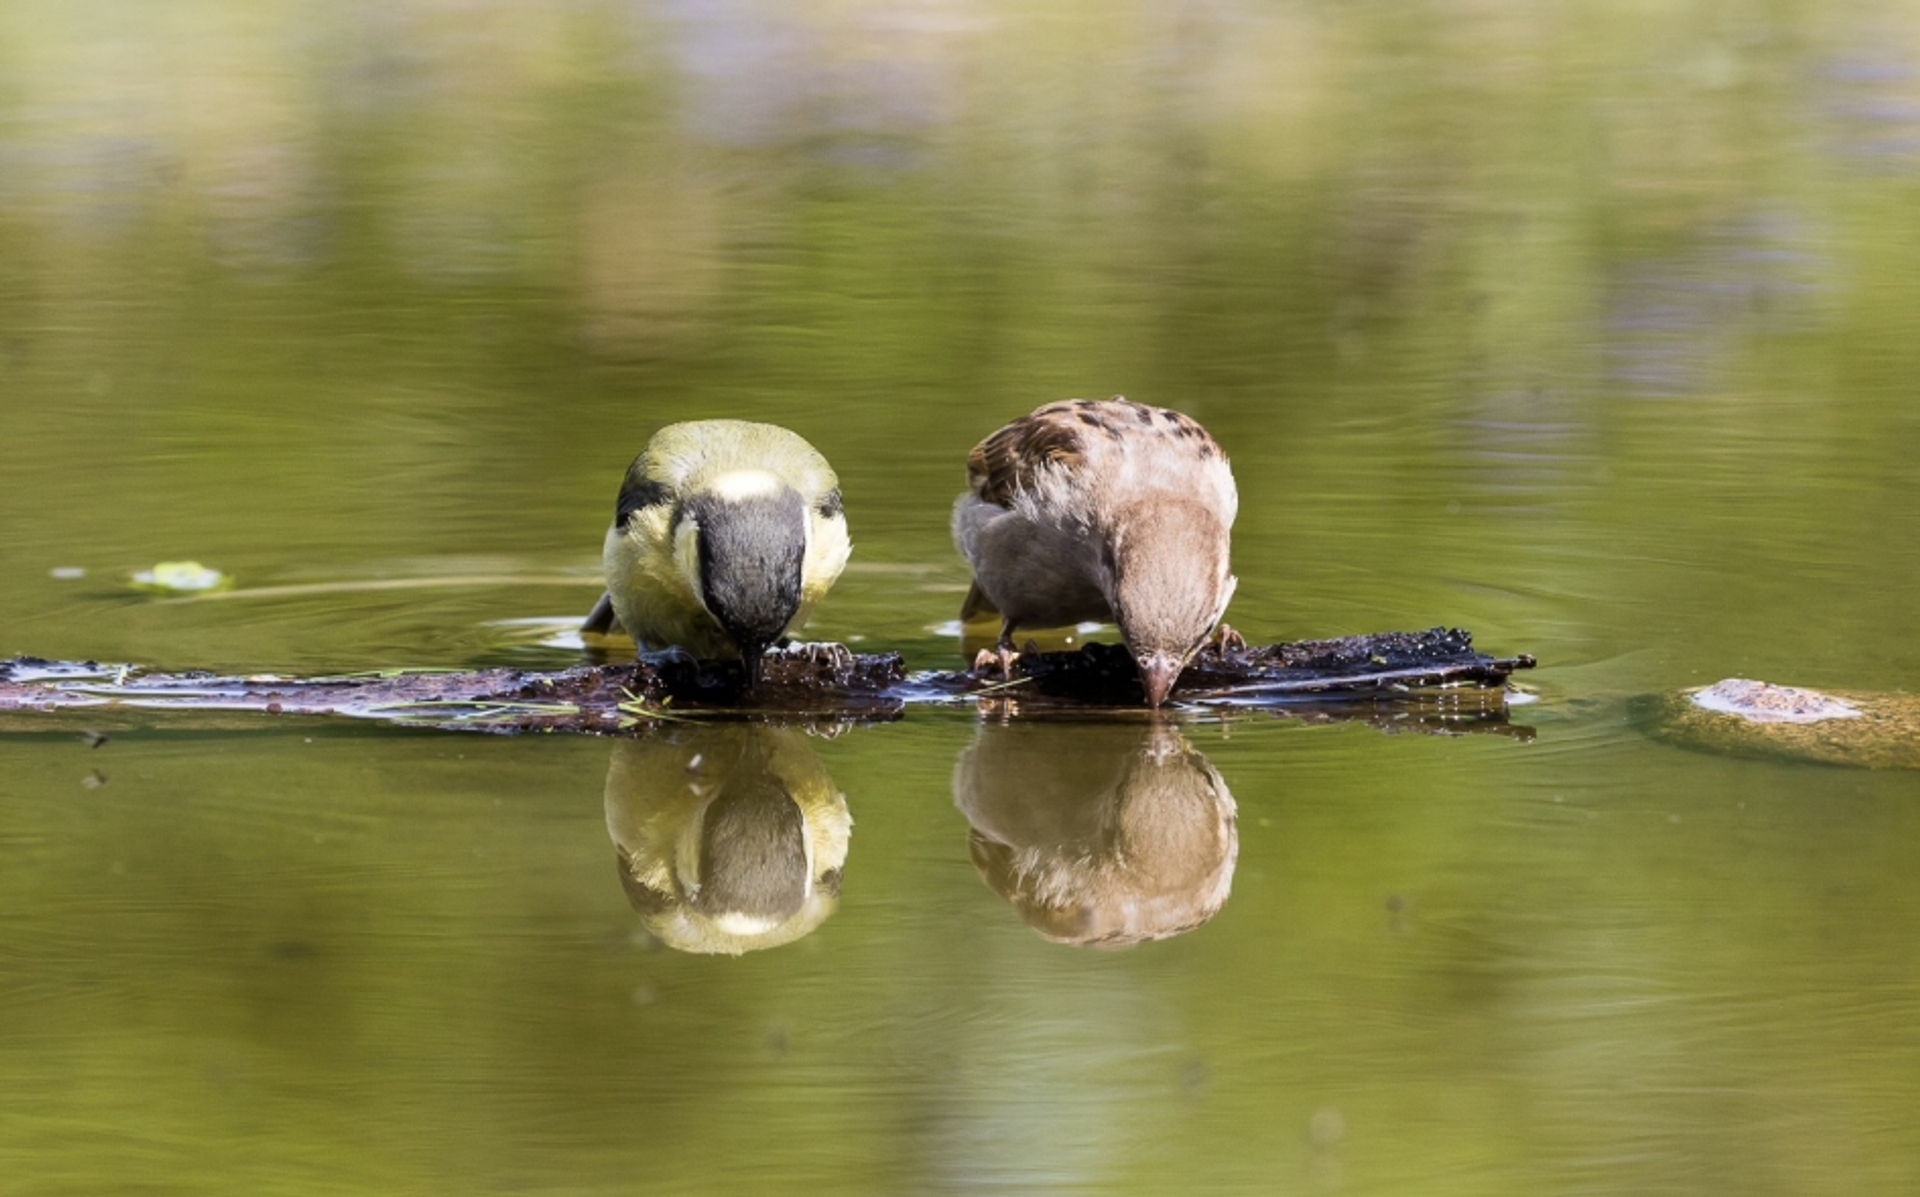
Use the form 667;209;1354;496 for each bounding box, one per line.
605;726;849;955
953;720;1238;947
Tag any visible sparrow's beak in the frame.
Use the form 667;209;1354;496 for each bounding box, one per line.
1139;652;1184;708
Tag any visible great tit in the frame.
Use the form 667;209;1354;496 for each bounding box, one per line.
585;419;851;685
605;726;850;955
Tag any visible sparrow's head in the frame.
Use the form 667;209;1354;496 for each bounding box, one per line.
674;470;809;685
1107;498;1237;707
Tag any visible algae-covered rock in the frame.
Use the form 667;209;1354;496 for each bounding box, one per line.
1653;678;1920;769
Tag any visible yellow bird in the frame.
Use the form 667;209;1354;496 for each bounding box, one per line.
584;420;851;684
953;397;1238;707
605;726;850;956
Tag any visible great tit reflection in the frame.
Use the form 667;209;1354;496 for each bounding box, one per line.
605;726;849;955
953;720;1238;947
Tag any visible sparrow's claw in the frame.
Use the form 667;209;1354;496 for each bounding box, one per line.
972;644;1021;681
1214;623;1247;653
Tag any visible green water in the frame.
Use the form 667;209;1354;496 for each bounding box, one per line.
6;0;1920;1191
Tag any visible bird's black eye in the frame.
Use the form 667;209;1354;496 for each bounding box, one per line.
616;477;671;526
814;488;843;520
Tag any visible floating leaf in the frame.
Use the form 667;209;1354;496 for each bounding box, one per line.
130;561;232;595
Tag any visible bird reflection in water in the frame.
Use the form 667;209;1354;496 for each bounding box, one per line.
605;726;849;955
953;720;1238;947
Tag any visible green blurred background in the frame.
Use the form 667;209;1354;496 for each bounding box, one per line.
4;0;1920;1192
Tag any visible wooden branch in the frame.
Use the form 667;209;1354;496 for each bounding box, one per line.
0;627;1534;735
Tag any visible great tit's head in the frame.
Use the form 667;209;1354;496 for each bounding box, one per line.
676;470;809;684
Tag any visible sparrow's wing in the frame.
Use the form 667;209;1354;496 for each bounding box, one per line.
965;401;1094;506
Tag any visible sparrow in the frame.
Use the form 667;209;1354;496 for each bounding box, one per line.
583;420;851;685
952;396;1238;706
606;726;850;955
954;720;1238;946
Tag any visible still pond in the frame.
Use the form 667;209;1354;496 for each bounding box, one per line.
4;0;1920;1192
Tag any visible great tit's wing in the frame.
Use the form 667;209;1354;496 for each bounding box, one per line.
581;591;625;636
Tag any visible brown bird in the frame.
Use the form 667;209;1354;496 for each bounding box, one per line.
954;720;1239;947
952;396;1238;707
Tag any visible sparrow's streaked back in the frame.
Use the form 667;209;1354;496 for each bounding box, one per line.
952;396;1238;706
586;420;851;684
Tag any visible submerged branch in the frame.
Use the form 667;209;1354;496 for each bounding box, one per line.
0;627;1534;735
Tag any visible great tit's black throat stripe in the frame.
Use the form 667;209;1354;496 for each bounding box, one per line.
615;474;672;526
689;486;808;651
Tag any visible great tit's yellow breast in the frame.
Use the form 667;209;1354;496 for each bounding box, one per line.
603;507;734;658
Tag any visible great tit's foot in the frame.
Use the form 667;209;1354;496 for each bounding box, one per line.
788;640;856;673
771;640;858;684
1214;623;1247;653
638;646;700;672
637;646;709;690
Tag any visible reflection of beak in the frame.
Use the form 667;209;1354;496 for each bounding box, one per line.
1139;652;1183;708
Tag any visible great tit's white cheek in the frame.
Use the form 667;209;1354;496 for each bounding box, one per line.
801;511;853;596
672;516;708;612
610;502;676;556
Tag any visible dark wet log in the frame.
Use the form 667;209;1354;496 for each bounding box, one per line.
1008;628;1535;705
0;627;1533;735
